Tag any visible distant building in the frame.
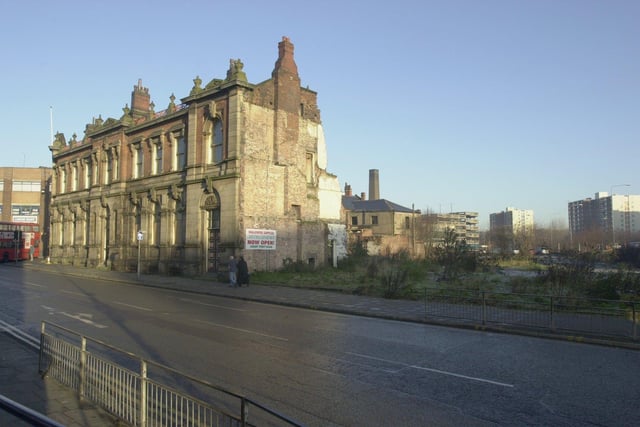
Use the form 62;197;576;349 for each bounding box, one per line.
490;207;534;253
48;37;344;275
568;192;640;247
490;207;534;236
342;169;420;256
421;211;480;249
0;167;52;256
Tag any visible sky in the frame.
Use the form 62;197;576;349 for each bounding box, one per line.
2;0;639;230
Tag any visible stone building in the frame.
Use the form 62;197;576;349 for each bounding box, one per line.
342;169;420;257
49;37;344;275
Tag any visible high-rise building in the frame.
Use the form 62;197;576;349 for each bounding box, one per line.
420;211;480;249
490;207;534;237
568;192;640;247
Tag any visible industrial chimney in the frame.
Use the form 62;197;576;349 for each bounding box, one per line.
369;169;380;200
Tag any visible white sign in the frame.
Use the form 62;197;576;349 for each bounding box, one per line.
137;231;144;241
245;228;276;250
12;216;38;223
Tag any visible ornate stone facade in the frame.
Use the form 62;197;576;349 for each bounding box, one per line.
49;37;344;275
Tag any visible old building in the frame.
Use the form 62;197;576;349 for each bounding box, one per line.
342;169;420;256
49;37;344;275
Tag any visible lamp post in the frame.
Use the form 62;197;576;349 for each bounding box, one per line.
610;184;630;247
136;231;143;280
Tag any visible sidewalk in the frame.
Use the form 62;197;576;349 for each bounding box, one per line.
0;329;120;427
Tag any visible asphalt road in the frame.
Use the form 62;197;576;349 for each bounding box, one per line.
1;266;639;426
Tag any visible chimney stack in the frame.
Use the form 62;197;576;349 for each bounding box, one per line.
344;183;352;197
360;192;366;200
369;169;380;200
131;79;150;119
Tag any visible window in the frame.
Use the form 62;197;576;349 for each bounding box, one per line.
292;204;301;220
405;217;411;229
60;169;67;193
134;144;143;178
91;155;99;185
210;208;220;230
105;151;113;184
371;216;378;225
176;136;186;170
306;153;314;184
12;181;41;192
154;140;163;174
211;119;223;163
351;216;358;226
71;163;78;191
0;181;4;191
84;158;91;189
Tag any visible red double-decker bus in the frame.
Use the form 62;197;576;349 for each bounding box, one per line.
0;221;41;262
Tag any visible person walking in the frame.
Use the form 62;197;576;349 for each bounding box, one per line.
228;255;238;287
237;256;249;287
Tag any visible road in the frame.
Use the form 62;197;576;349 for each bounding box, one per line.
1;265;639;426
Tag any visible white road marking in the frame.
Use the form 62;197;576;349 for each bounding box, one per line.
194;319;289;342
346;351;514;388
25;282;46;288
60;312;108;328
61;290;88;297
113;301;153;311
179;298;247;312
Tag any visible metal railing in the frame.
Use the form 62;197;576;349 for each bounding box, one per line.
39;321;304;427
424;288;638;341
0;394;65;427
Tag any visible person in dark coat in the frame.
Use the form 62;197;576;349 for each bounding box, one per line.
237;256;249;287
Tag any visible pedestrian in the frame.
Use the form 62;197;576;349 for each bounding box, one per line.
237;256;249;287
228;255;238;287
29;245;35;261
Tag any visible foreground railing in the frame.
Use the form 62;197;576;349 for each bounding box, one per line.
424;289;638;341
39;321;304;427
0;394;65;427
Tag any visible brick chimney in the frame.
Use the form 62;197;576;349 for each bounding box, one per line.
369;169;380;200
131;79;150;119
361;192;366;200
273;36;298;76
272;36;301;114
344;183;352;196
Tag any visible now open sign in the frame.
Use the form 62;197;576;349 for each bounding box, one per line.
245;228;276;250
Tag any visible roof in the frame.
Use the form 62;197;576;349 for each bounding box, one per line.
342;196;415;213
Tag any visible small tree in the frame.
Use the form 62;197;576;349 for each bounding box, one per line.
433;228;475;280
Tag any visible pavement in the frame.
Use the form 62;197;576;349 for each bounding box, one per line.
1;260;638;426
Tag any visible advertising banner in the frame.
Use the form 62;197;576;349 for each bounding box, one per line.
245;228;277;250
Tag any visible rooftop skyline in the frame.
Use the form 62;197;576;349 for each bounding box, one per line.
2;0;638;230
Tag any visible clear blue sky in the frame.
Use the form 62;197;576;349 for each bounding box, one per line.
2;0;639;229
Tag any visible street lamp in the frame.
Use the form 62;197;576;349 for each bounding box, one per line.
610;184;630;247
